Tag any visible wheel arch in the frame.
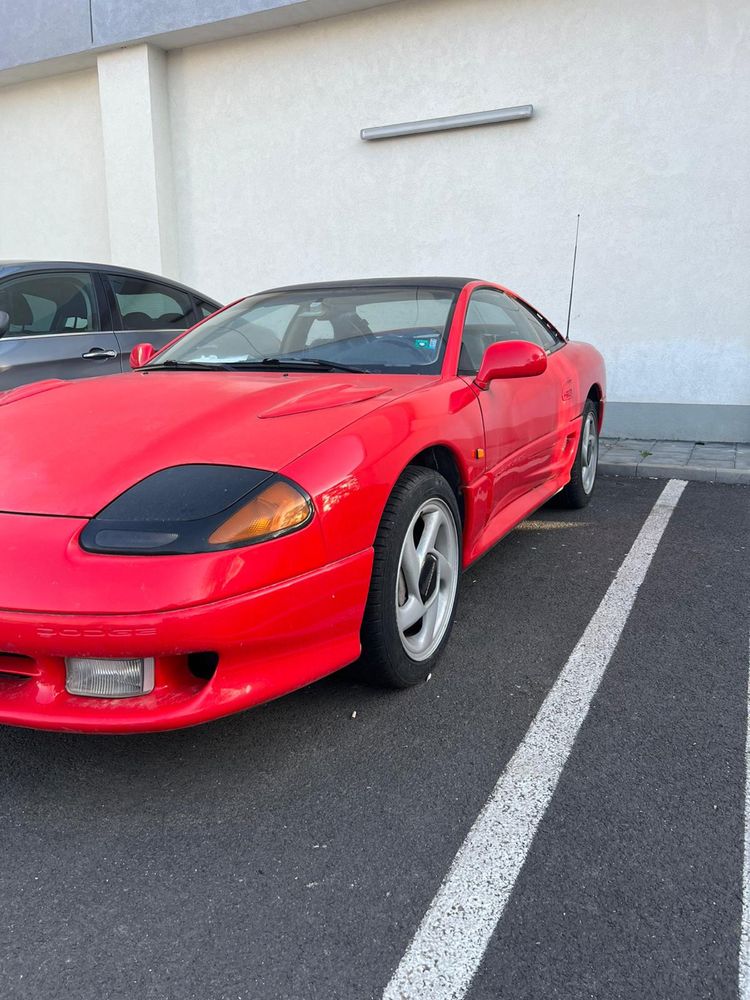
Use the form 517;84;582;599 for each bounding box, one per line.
587;383;604;430
404;443;466;525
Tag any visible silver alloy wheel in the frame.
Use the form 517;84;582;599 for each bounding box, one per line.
581;410;598;494
395;497;459;662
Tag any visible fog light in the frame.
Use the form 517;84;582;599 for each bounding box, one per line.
65;657;155;698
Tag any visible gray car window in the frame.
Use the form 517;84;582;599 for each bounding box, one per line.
108;275;194;332
0;272;98;336
195;299;218;320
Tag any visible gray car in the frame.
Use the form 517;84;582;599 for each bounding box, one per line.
0;261;222;389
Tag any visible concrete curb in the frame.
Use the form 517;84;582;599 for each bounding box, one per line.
600;461;750;484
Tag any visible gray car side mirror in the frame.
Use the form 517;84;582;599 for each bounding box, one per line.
0;311;10;338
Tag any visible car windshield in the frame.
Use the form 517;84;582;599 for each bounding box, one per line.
149;285;458;374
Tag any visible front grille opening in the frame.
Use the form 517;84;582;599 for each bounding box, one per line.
187;651;219;681
0;653;38;680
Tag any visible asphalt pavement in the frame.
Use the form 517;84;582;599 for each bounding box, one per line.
1;476;748;1000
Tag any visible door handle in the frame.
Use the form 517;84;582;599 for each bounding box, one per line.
81;348;118;360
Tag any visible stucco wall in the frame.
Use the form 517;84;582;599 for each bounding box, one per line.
0;69;110;262
0;0;747;439
168;0;750;426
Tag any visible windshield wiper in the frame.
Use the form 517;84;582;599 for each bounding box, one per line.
256;357;367;374
148;360;237;372
148;357;368;374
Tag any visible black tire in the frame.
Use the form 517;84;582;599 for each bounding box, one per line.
560;399;599;509
358;466;462;688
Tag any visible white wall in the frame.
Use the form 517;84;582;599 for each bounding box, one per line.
0;0;747;439
0;69;110;262
168;0;750;424
97;45;178;277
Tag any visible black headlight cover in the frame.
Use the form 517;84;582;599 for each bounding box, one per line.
79;465;312;555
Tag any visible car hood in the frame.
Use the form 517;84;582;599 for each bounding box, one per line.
0;371;430;517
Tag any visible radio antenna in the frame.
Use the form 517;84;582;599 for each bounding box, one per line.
565;213;580;340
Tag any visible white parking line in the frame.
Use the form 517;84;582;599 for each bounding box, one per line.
740;629;750;1000
384;478;687;1000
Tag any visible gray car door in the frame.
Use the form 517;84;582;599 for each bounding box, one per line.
0;270;120;389
104;273;198;367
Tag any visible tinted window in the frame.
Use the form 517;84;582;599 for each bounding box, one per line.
108;275;194;332
153;286;457;374
196;299;218;320
0;272;98;336
459;288;547;373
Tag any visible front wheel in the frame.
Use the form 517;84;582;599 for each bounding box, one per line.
560;399;599;508
358;467;461;688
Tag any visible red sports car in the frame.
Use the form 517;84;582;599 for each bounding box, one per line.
0;278;604;733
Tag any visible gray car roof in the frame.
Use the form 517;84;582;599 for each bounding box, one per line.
0;260;221;305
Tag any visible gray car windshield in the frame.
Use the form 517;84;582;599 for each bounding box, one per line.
150;286;458;374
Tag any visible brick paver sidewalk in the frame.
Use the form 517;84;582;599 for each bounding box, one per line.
600;439;750;484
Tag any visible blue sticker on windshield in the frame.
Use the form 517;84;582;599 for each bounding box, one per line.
414;337;439;351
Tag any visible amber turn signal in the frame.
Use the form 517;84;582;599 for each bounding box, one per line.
208;480;311;545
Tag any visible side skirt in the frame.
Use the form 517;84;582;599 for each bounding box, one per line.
462;468;572;568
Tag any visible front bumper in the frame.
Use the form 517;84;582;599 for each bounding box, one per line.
0;549;372;733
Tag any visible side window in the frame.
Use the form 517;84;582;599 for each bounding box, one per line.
195;300;218;320
459;288;543;373
0;272;98;336
520;305;561;352
108;275;194;332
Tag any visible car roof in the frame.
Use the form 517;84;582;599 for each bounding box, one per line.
261;276;478;294
0;260;221;305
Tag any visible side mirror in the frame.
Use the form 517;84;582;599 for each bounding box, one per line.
474;340;547;390
0;310;10;338
130;342;156;369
